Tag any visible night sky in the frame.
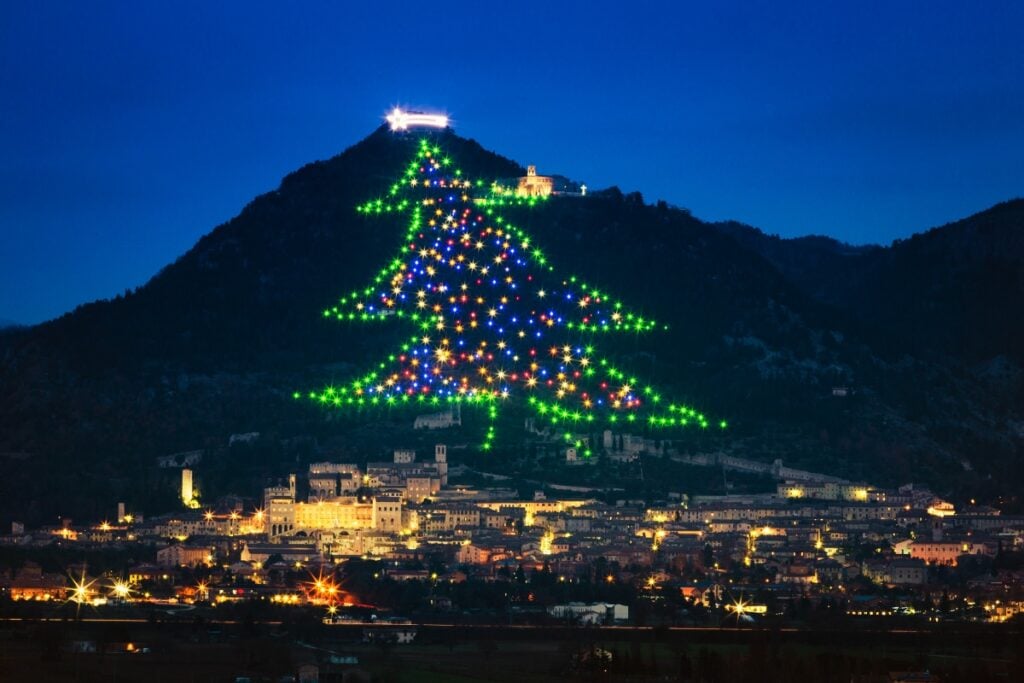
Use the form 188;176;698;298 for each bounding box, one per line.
2;2;1022;325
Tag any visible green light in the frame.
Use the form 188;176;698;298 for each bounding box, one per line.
306;136;724;449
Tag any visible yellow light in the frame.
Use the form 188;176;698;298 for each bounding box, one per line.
70;573;96;605
540;529;554;555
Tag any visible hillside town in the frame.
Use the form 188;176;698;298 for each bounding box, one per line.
4;434;1024;634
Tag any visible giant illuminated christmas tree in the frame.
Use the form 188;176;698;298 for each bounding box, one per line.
301;138;723;451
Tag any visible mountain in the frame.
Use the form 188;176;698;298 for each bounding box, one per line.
710;223;884;303
715;200;1024;361
1;127;1022;523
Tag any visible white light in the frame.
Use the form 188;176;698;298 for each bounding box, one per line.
386;107;449;131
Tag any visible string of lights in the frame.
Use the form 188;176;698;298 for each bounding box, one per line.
300;138;724;451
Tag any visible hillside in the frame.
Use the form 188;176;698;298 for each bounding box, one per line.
1;127;1022;523
717;200;1024;361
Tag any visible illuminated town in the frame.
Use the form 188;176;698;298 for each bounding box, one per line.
4;436;1023;630
2;116;1022;681
4;2;1024;674
3;118;1023;681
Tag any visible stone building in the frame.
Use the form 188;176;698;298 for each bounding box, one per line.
516;166;554;197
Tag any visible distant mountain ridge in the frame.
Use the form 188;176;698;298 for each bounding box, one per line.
0;126;1021;523
715;199;1024;361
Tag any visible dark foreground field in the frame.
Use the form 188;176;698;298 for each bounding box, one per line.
0;617;1021;682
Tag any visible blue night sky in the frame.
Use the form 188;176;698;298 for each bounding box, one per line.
1;1;1022;325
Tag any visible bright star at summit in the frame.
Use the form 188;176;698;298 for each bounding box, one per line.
386;107;449;131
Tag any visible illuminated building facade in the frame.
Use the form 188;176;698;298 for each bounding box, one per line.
778;481;882;502
156;544;213;568
516;165;554;197
909;540;990;566
1;562;68;601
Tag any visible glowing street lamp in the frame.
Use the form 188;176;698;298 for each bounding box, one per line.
725;592;764;623
307;568;342;605
69;573;96;605
111;579;132;600
730;596;747;616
